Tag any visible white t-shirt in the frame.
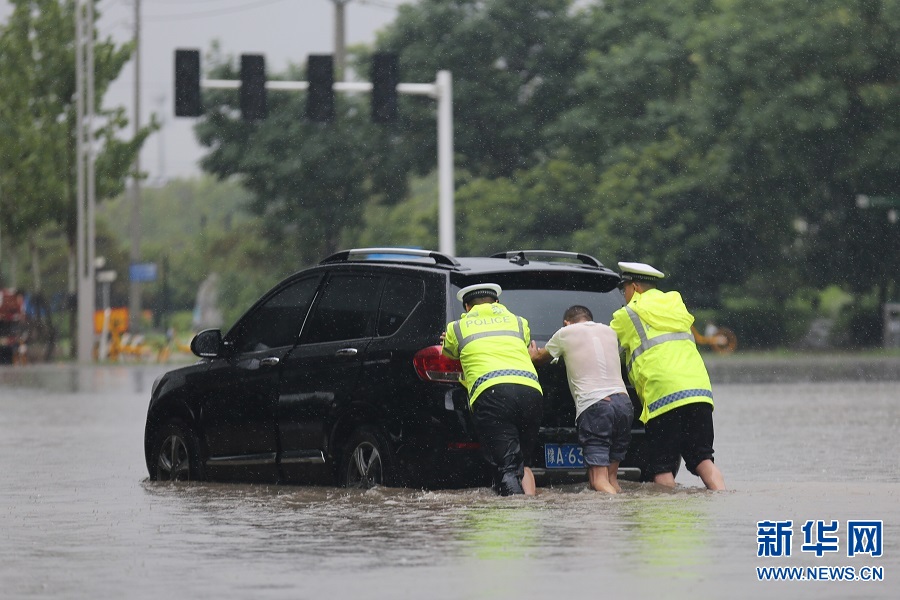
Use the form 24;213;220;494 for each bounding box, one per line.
544;321;628;419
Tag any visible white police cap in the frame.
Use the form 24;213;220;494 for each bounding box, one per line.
457;283;502;304
618;261;665;282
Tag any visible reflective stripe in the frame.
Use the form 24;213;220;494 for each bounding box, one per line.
625;307;694;374
627;307;648;343
648;388;713;414
470;369;539;399
455;316;526;353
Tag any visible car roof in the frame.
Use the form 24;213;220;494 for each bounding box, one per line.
454;256;616;276
319;248;620;278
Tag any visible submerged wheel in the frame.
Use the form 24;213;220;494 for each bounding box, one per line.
153;420;204;482
340;427;397;489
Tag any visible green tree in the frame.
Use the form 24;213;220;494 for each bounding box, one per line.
684;0;900;297
558;0;900;308
99;176;257;321
0;0;154;296
455;154;598;256
376;0;590;178
353;173;440;249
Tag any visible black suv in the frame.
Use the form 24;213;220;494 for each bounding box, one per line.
144;248;650;488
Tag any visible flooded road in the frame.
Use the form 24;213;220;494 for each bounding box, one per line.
1;364;898;599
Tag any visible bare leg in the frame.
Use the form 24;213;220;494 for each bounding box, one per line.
653;471;676;488
694;459;726;490
588;466;618;494
522;467;536;496
608;461;622;493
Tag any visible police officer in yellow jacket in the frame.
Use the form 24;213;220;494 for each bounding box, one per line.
610;262;726;490
442;283;543;496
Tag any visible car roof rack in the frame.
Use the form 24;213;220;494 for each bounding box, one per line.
320;247;461;267
489;250;605;268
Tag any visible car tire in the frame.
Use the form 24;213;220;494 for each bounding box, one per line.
340;426;398;489
152;419;205;482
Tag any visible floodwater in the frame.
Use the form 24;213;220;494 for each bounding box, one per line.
1;363;898;599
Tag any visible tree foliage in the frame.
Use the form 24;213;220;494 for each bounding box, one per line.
557;0;900;302
0;0;154;274
377;0;589;178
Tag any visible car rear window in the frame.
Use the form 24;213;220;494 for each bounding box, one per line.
451;272;623;341
495;289;623;340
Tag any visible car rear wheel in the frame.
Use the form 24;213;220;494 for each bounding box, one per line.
153;419;204;482
341;427;397;489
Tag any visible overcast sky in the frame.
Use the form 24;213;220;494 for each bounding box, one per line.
1;0;410;182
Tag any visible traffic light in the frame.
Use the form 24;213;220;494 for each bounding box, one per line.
306;55;334;122
174;49;201;117
371;53;399;123
240;54;267;121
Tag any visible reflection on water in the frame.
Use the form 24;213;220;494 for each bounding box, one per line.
0;363;169;394
627;493;709;577
460;505;540;561
1;365;898;599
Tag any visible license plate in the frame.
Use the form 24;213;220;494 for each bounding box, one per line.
544;443;584;469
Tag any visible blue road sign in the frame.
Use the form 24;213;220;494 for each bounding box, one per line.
129;263;158;283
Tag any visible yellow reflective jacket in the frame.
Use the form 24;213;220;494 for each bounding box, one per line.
442;302;542;406
610;288;713;424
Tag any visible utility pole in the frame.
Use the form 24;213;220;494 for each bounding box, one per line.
75;0;97;363
332;0;350;81
155;93;167;184
128;0;143;331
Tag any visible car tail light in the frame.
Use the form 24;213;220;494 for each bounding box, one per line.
413;345;462;382
447;441;480;450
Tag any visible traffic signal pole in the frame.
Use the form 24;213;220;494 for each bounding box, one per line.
200;70;456;255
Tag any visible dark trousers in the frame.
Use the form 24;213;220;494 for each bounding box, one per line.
471;384;543;495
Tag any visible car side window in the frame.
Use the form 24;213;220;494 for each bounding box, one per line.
377;276;423;336
301;274;381;344
231;277;320;353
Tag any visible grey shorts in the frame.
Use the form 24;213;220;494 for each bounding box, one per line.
576;393;634;467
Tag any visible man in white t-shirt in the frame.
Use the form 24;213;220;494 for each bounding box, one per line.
529;305;633;493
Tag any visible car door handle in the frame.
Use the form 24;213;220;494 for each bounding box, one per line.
260;357;280;367
335;348;358;357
